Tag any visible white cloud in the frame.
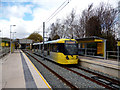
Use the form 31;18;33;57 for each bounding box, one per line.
0;17;30;39
2;4;33;19
0;0;119;39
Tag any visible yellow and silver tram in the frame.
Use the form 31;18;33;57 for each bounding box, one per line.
33;39;78;65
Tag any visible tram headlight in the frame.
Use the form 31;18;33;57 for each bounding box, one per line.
66;56;69;60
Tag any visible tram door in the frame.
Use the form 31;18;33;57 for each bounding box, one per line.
118;46;120;60
47;44;50;55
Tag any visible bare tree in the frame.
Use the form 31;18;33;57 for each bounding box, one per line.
86;16;102;37
49;23;56;39
49;19;61;39
48;2;118;51
76;3;94;38
57;23;66;38
95;3;118;50
63;9;76;38
96;3;118;37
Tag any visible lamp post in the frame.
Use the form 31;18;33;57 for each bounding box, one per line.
0;30;1;52
0;30;1;38
43;22;45;60
12;32;16;40
0;30;2;37
10;25;16;54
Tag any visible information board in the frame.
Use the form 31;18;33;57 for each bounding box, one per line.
117;41;120;46
65;41;76;44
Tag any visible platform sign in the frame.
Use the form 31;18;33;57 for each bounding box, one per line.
117;41;120;46
65;41;76;44
19;39;33;44
97;43;103;54
6;43;9;46
82;43;85;48
94;39;103;42
1;42;5;47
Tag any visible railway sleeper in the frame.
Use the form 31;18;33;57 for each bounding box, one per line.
91;76;120;89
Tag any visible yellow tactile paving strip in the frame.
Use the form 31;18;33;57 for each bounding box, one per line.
21;50;51;89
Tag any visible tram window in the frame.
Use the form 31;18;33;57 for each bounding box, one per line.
53;44;57;52
65;44;78;55
39;45;41;49
58;43;64;53
50;44;57;52
78;44;81;49
41;45;43;50
50;44;52;51
44;44;47;51
35;45;36;49
48;44;50;51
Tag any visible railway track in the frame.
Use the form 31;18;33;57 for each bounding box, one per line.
23;50;78;89
0;51;10;58
24;50;120;89
75;66;120;88
62;66;120;89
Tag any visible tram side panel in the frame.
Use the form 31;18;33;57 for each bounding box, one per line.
33;39;78;65
44;43;78;64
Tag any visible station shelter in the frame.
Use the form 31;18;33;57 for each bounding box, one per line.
19;39;33;49
76;36;106;59
0;38;10;46
117;38;120;61
0;38;10;53
0;38;16;53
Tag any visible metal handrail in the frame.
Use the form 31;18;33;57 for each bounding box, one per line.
106;51;120;61
107;51;117;53
0;47;10;58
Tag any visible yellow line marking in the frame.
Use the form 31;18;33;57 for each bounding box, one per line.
21;51;51;89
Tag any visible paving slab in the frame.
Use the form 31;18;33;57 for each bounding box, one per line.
2;50;26;88
1;50;51;89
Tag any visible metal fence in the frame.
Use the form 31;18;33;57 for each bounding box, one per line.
106;51;120;61
78;48;104;59
0;47;10;58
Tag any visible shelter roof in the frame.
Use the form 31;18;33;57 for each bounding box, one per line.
76;36;106;42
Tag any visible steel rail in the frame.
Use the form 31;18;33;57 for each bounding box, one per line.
26;50;119;89
23;50;78;89
62;66;118;89
75;66;120;86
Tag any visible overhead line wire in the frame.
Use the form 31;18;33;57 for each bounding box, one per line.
46;0;69;23
37;0;70;32
45;0;68;22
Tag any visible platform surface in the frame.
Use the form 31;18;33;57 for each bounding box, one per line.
79;56;120;70
1;50;51;89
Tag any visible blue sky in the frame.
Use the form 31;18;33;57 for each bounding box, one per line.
0;0;66;39
0;0;119;39
1;2;35;21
